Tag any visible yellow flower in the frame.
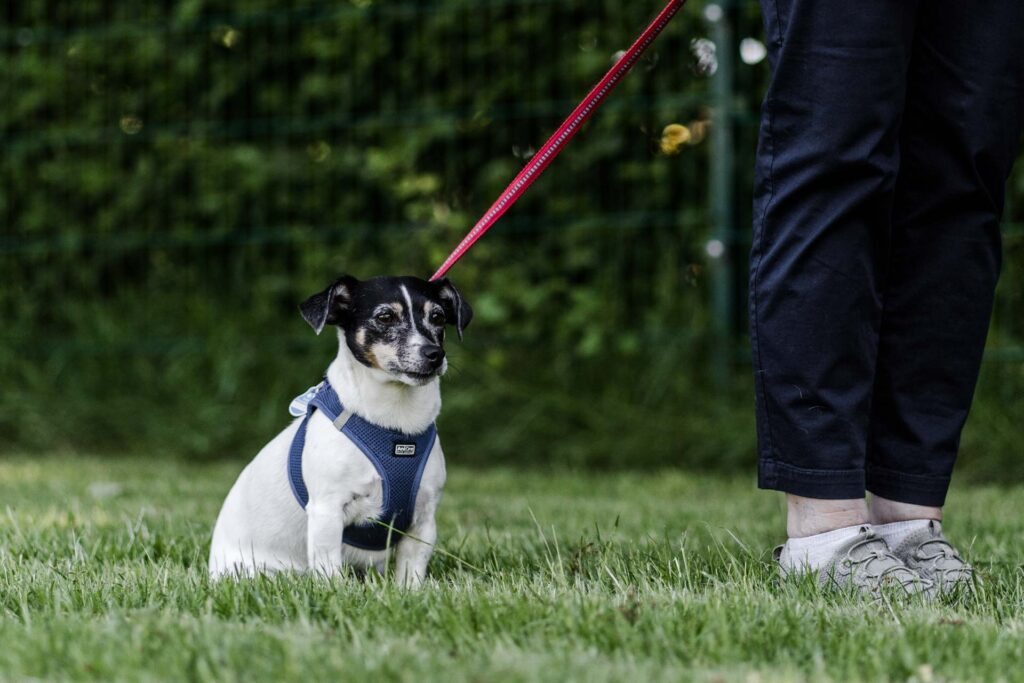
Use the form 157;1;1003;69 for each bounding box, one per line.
660;123;691;154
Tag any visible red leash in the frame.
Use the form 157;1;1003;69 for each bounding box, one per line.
430;0;688;282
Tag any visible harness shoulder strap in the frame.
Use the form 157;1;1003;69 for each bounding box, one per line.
287;412;314;508
287;379;345;509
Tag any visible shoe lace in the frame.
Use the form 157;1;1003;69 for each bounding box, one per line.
915;537;972;579
916;537;960;561
846;537;920;587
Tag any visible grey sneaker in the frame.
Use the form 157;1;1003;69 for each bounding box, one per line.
775;526;931;599
888;521;973;595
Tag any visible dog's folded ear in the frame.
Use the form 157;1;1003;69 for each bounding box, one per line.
299;275;358;335
434;278;473;341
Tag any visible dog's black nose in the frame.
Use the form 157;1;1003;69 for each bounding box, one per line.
421;345;445;367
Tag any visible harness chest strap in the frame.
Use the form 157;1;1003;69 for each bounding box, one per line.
287;379;437;551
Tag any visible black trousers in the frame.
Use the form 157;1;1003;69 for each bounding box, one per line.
751;0;1024;506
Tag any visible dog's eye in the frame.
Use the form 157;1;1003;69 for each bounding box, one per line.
429;310;446;325
375;311;397;324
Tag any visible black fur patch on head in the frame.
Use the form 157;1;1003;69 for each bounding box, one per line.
299;275;473;379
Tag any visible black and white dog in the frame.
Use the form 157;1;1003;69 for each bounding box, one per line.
209;275;471;586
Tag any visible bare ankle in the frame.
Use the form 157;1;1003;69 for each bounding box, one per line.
786;494;869;538
869;495;942;525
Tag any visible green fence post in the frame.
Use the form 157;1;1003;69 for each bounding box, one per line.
707;0;737;388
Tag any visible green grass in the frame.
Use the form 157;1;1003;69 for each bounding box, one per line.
1;456;1023;682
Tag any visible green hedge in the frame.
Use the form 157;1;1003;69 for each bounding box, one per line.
2;0;1021;477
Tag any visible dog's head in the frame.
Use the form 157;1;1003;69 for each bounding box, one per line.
300;275;473;386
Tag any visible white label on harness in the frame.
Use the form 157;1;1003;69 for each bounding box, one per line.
393;444;416;456
288;382;323;417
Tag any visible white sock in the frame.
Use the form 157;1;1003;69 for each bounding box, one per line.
781;524;870;571
873;519;935;550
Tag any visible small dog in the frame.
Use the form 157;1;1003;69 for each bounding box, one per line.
209;274;472;586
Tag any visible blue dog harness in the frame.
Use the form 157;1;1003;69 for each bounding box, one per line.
287;379;437;551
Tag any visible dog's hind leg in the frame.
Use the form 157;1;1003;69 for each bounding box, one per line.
209;542;303;579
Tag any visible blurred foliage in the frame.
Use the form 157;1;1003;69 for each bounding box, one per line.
1;0;1021;476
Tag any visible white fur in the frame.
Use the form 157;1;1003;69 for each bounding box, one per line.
399;284;436;362
208;329;447;587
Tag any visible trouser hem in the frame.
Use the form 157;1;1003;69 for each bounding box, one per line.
758;459;866;500
865;463;951;507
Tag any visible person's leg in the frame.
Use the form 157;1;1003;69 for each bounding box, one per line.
862;0;1023;592
870;496;939;525
786;495;866;538
865;0;1024;513
752;0;917;514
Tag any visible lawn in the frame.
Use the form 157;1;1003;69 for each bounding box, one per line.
1;456;1023;682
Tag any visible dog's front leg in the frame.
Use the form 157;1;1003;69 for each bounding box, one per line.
395;514;437;589
306;495;348;575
